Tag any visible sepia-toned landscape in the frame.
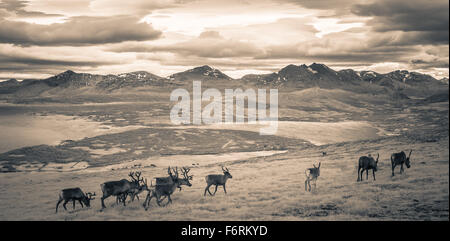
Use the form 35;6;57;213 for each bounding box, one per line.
0;0;448;221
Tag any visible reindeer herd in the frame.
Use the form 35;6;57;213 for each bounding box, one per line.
55;166;231;213
55;150;413;213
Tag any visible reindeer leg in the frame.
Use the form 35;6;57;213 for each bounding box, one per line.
392;163;395;176
360;169;365;182
157;195;169;207
63;200;69;211
101;194;109;209
373;169;376;181
400;164;404;174
366;169;369;180
56;199;63;213
72;200;76;209
204;185;209;196
156;197;163;207
78;200;84;208
122;193;127;206
223;184;227;194
205;184;213;196
357;167;361;182
155;192;163;207
213;185;218;195
143;192;151;210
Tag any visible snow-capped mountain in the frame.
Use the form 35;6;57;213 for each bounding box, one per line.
169;65;232;81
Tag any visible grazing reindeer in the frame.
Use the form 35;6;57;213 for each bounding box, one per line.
56;188;95;213
204;166;233;196
155;167;193;191
357;153;379;182
391;150;412;176
100;171;144;208
143;167;192;210
305;162;321;192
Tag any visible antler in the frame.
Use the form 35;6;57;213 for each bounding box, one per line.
376;153;379;161
174;167;179;178
86;192;96;200
135;171;142;180
182;167;193;180
408;150;412;158
222;166;229;172
129;172;136;182
129;171;144;183
167;166;171;175
168;166;179;179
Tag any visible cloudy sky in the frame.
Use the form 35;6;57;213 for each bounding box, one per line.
0;0;448;80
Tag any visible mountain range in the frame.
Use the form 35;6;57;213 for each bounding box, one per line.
0;63;448;99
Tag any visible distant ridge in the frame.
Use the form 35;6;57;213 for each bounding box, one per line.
0;64;447;98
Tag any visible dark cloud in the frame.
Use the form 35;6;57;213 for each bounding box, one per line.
352;0;449;44
0;15;162;46
107;31;263;58
410;59;449;69
0;0;63;18
256;44;415;64
0;51;116;71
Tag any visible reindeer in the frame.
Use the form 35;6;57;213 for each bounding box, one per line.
357;153;379;182
100;171;145;208
155;167;193;191
116;175;149;204
143;167;192;210
391;150;412;176
115;172;148;204
204;166;233;196
55;188;95;213
305;162;321;192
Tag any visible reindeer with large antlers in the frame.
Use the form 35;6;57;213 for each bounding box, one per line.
143;166;192;210
56;188;95;213
100;171;146;208
305;162;321;192
116;171;148;204
391;150;412;176
155;167;193;191
204;166;233;196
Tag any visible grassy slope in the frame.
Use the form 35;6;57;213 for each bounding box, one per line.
0;135;447;220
